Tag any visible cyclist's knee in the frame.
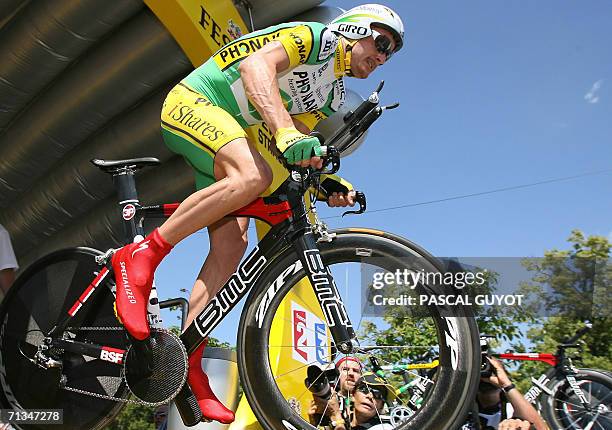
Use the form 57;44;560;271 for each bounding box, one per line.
253;161;273;194
234;163;272;200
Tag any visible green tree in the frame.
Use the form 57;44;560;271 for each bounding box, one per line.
511;230;611;392
360;230;610;394
103;402;155;430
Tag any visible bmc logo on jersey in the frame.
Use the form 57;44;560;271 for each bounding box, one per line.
292;302;328;365
318;28;338;61
100;347;124;364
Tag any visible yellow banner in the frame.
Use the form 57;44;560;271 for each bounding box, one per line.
144;3;330;427
144;0;248;66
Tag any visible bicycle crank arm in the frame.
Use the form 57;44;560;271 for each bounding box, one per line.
51;338;126;365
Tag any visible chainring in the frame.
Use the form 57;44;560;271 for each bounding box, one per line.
123;328;188;406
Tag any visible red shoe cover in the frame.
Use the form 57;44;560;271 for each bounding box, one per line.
112;228;172;340
188;339;235;424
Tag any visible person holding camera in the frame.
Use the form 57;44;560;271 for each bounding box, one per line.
463;357;549;430
307;357;363;427
316;373;396;430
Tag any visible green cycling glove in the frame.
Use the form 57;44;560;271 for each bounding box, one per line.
275;127;322;164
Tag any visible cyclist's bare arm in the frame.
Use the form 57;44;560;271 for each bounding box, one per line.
238;41;322;168
238;41;293;134
292;116;310;135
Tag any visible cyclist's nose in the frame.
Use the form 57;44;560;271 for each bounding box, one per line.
374;51;387;66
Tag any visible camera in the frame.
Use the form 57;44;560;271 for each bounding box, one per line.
304;365;339;400
480;336;494;378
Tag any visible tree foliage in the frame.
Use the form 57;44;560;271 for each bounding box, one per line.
510;230;611;391
360;230;610;394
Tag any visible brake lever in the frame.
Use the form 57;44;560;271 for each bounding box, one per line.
319;145;340;175
342;191;366;216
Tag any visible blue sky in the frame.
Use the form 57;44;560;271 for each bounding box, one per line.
156;1;611;343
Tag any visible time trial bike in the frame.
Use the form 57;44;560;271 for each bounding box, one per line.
0;83;481;430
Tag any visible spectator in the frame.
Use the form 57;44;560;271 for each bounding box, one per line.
462;357;549;430
0;224;18;301
328;373;396;430
154;404;169;430
308;357;363;427
336;356;364;397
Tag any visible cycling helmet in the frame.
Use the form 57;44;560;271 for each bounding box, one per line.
328;4;405;54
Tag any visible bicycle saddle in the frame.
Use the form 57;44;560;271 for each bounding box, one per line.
91;157;160;173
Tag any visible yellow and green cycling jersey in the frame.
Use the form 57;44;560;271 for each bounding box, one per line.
161;21;354;196
183;21;346;128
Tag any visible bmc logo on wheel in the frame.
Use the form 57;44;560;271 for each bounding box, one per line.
100;347;124;364
292;302;328;365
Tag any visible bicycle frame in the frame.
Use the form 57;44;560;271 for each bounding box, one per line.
46;161;356;366
494;327;592;408
36;80;394;423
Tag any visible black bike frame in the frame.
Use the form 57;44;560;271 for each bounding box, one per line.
496;326;592;408
50;163;356;357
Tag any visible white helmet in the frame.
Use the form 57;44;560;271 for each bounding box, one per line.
328;4;405;54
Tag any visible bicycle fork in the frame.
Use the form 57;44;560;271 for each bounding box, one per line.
292;231;356;354
565;374;591;409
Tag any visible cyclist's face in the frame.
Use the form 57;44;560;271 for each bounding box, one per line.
349;26;396;79
338;360;363;393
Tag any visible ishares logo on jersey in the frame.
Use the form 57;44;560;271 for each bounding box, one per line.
291;302;328;365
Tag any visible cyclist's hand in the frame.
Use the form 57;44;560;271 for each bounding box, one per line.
275;127;323;168
328;191;356;208
498;418;532;430
309;396;327;415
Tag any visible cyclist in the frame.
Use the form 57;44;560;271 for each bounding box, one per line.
111;4;404;424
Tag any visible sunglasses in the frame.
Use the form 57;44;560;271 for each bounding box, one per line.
356;384;385;400
371;29;395;60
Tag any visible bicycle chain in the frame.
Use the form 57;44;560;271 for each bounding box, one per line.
60;326;169;406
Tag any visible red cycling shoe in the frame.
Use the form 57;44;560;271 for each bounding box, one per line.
111;228;172;340
188;339;235;424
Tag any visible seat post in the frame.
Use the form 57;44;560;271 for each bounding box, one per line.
113;167;144;244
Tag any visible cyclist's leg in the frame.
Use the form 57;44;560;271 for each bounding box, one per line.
161;91;270;424
158;136;271;245
184;216;249;328
181;218;248;424
112;84;270;341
